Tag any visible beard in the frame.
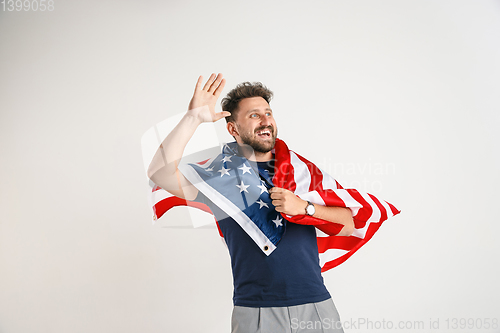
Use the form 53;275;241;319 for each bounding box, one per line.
238;125;277;153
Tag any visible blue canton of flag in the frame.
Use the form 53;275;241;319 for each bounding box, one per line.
179;142;285;255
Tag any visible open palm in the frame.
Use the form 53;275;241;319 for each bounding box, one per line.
188;73;230;123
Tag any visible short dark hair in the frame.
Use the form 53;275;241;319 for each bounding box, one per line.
221;82;273;123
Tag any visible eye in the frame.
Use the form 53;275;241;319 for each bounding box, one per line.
250;113;258;118
266;112;272;117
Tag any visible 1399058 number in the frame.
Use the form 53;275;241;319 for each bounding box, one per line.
445;318;498;330
2;0;55;11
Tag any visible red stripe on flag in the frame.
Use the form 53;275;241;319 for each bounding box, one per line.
318;189;351;209
285;213;330;226
197;158;210;165
369;193;388;222
315;223;344;237
153;194;222;236
274;139;296;192
295;153;325;192
320;222;383;272
215;221;224;238
149;138;400;273
388;201;401;215
154;196;213;220
347;189;372;229
317;234;364;253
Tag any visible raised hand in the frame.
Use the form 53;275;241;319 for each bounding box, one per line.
188;73;230;123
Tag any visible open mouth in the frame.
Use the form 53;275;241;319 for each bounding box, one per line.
255;128;272;138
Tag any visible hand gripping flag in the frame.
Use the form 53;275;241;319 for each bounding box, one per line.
149;138;400;272
272;139;400;271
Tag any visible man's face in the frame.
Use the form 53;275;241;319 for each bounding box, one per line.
230;96;278;153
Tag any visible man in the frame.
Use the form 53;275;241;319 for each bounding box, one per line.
148;73;354;333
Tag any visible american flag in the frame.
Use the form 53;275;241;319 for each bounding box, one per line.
149;138;400;272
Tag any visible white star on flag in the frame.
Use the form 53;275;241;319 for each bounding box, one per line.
206;167;214;172
256;199;269;209
272;216;283;227
218;166;231;177
222;156;232;163
148;138;400;271
236;180;250;193
238;164;252;175
257;183;268;194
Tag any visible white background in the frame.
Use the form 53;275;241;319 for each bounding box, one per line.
1;1;499;332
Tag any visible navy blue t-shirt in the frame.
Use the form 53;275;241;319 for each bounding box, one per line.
194;157;331;307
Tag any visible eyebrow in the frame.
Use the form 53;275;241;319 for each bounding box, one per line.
245;108;273;114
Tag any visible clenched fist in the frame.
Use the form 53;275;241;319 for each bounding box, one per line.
269;187;307;216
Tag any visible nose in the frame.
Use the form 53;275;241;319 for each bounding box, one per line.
260;116;272;127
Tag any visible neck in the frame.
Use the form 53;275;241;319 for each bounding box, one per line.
237;144;272;162
254;151;273;162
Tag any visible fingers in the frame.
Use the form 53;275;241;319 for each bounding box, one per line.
269;187;285;198
213;111;232;122
269;187;279;193
194;75;203;93
270;192;283;201
208;73;224;94
202;73;216;91
269;188;282;207
272;199;286;213
269;187;302;215
214;78;226;98
201;73;225;95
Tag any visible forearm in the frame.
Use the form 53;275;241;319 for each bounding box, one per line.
311;204;354;236
270;187;355;236
147;108;203;186
146;74;227;198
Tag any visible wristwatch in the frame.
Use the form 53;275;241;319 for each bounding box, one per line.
305;201;315;216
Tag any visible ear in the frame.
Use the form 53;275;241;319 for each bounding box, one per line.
227;121;239;138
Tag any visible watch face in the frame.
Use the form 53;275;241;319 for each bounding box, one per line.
307;203;315;215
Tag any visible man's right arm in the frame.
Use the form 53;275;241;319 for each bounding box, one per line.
147;73;229;200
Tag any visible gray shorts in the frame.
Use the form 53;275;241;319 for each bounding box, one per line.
231;298;344;333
